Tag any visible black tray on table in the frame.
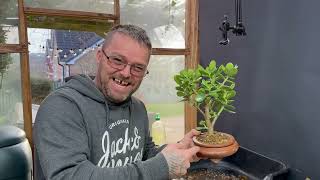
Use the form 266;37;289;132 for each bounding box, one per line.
186;147;288;180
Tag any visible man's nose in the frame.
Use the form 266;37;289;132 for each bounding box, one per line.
119;65;131;77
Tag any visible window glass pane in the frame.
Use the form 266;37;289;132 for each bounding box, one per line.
28;28;103;121
0;0;19;44
121;0;185;48
0;53;23;128
24;0;114;14
135;55;185;143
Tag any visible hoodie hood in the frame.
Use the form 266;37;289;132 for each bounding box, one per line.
62;74;105;103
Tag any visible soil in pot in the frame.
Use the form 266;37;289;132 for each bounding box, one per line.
182;169;248;180
193;132;239;160
195;132;234;146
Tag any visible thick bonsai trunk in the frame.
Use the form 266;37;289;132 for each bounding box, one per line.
205;104;214;134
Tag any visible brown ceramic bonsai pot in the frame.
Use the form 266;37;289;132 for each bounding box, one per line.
193;132;239;160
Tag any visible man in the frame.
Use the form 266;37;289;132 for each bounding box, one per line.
33;24;200;180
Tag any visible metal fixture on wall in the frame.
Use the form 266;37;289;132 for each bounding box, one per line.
219;0;246;45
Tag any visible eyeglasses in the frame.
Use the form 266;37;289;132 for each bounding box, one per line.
101;50;149;77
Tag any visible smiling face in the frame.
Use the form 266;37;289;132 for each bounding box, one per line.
95;33;150;103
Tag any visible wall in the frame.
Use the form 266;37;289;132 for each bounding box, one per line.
199;0;320;179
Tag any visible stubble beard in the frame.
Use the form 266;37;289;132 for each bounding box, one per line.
103;78;142;103
103;85;131;103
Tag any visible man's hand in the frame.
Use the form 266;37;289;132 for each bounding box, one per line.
176;129;201;163
161;143;200;179
178;129;201;149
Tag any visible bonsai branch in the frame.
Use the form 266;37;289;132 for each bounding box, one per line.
211;106;225;131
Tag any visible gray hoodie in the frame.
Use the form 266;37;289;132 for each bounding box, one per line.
33;74;169;180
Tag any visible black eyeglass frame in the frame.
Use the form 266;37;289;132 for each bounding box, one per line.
101;50;149;77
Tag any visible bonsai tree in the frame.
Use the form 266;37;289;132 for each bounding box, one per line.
174;60;238;135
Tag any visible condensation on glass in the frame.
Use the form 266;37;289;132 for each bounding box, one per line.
0;53;23;128
120;0;186;49
0;0;19;44
24;0;114;14
135;55;185;143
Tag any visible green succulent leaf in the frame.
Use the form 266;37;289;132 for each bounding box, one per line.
199;120;208;127
225;63;238;76
219;65;225;72
176;91;185;97
224;108;236;113
195;93;205;103
227;99;235;104
209;91;219;98
229;83;235;89
226;90;236;99
208;60;216;70
224;104;236;111
175;86;184;91
201;80;211;89
198;65;207;75
196;126;208;132
173;75;179;83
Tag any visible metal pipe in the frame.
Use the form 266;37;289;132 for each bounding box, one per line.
235;0;242;25
219;0;246;45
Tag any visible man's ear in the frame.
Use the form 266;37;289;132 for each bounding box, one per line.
96;50;102;64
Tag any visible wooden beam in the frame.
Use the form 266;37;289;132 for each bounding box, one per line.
151;48;189;55
24;7;117;21
0;45;27;53
18;0;33;147
184;0;199;133
27;15;113;37
114;0;120;25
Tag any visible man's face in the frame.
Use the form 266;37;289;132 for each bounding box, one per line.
95;33;150;103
